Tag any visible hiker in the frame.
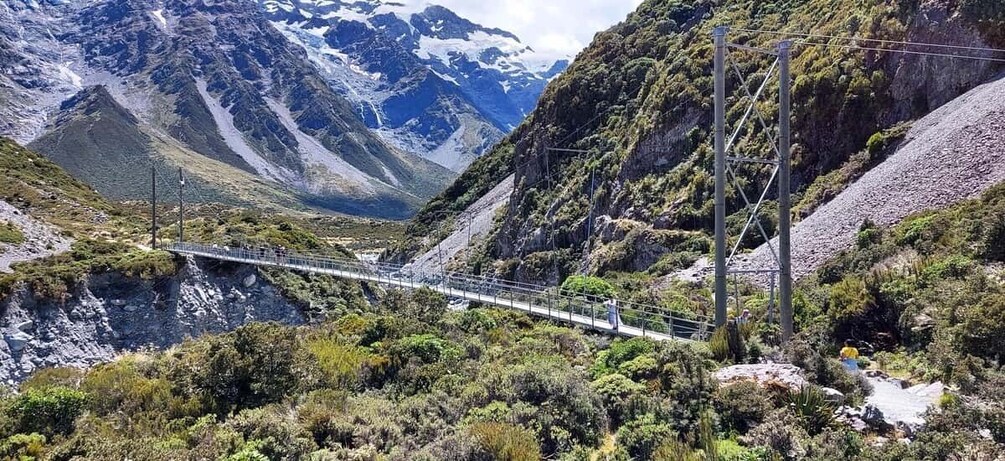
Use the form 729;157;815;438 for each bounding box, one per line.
605;298;620;330
737;309;751;325
839;340;860;372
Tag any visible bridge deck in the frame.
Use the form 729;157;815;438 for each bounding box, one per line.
168;243;712;341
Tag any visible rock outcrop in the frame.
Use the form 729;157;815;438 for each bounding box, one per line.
0;257;305;384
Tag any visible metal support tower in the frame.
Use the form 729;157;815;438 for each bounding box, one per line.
713;26;728;328
178;168;185;244
778;41;794;341
151;166;157;249
711;27;794;340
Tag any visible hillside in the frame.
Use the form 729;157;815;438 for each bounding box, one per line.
737;74;1005;279
0;138;378;381
1;134;1004;458
402;0;1005;282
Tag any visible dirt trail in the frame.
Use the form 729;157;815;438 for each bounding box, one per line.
735;75;1005;280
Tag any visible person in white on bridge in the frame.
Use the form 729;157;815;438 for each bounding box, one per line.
605;298;620;330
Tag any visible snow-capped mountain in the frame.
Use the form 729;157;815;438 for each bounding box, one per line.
257;0;568;170
0;0;455;218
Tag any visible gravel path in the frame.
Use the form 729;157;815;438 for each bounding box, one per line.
736;75;1005;280
410;174;514;273
0;200;73;273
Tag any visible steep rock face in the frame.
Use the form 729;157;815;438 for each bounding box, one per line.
410;0;1005;283
0;257;304;384
0;0;455;218
258;0;567;171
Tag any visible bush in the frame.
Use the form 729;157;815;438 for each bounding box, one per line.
827;276;874;323
4;387;88;437
592;337;657;377
784;386;836;435
715;382;774;434
617;414;676;460
560;275;615;301
0;221;24;245
390;334;462;365
591;373;646;425
227;407;317;460
307;339;366;389
468;422;542;460
959;293;1005;360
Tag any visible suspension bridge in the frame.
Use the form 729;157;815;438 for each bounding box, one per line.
167;243;714;341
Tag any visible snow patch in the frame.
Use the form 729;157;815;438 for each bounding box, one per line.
151;9;166;27
57;62;82;89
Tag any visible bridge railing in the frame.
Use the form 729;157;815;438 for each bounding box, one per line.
167;242;714;340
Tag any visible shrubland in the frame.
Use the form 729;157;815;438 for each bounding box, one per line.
0;283;999;459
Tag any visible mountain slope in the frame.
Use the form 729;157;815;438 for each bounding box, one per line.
1;0;455;218
258;0;567;171
402;0;1005;282
736;74;1005;280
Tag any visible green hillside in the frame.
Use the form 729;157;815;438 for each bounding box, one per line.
403;0;1005;282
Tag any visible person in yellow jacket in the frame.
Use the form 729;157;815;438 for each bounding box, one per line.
839;340;860;372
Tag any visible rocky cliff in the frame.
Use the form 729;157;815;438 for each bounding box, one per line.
0;257;307;384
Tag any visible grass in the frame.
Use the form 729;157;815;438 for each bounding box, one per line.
0;221;24;245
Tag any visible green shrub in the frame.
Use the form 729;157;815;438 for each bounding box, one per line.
0;433;46;459
784;386;836;435
306;339;366;389
617;414;675;460
4;387;88;437
227;407;317;460
469;422;542;460
715;382;775;434
591;373;646;425
390;334;462;364
592;337;657;377
0;221;24;245
560;275;615;301
827;276;875;323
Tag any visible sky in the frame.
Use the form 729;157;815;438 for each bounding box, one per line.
432;0;645;61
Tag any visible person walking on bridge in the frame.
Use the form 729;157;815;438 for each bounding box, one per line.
605;298;620;330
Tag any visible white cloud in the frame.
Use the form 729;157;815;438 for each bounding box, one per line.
429;0;644;61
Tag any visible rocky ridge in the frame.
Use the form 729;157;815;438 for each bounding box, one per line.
0;200;73;273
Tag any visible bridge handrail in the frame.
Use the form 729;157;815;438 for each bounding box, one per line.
167;242;714;340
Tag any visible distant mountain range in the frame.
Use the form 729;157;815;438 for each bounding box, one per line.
260;0;567;171
0;0;566;217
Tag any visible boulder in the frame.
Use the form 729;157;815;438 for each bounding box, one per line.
243;274;257;288
821;387;846;404
862;404;893;431
14;320;33;332
714;364;808;390
5;330;33;352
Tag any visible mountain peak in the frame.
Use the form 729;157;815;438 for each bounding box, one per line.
260;0;567;171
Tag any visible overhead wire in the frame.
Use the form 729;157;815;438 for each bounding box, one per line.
731;27;1005;63
731;28;1005;55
